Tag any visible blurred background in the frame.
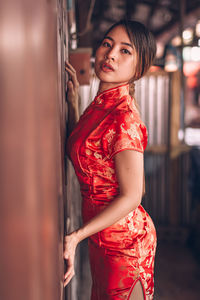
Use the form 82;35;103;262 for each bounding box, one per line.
0;0;200;300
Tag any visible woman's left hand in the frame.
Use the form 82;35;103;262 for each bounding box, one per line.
63;231;79;287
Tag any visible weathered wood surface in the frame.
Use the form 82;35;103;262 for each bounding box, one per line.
0;0;67;299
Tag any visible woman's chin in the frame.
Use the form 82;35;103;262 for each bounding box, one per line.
95;72;116;83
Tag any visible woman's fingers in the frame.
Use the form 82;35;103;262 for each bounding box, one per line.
64;272;74;287
65;62;77;81
63;232;79;287
65;64;75;76
65;61;76;73
65;64;79;89
64;265;74;280
63;258;75;287
63;250;68;260
64;267;75;287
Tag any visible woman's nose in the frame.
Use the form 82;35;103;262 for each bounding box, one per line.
106;48;117;60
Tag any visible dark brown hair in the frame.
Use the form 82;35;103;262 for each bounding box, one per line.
102;19;157;97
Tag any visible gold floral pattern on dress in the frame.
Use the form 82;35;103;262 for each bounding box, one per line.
94;84;130;106
94;151;102;159
93;139;101;147
104;129;116;145
102;111;147;159
85;149;92;155
121;122;141;140
96;98;103;104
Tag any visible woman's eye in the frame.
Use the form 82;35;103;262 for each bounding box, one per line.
121;48;131;55
102;41;111;47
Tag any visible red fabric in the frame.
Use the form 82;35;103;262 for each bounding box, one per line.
66;84;157;299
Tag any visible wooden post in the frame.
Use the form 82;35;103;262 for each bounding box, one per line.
168;71;181;226
0;1;67;299
179;0;186;132
169;71;181;150
167;0;187;226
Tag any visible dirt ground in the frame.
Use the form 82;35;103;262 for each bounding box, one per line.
154;241;200;300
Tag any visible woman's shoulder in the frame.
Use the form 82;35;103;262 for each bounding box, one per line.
102;102;148;156
113;95;145;125
110;95;148;145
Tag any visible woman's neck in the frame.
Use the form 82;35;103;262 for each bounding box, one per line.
97;81;129;95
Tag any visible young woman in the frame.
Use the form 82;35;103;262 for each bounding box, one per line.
64;19;157;300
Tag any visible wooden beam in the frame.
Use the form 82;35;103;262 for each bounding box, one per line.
126;0;137;19
75;0;93;47
179;0;186;131
146;0;160;28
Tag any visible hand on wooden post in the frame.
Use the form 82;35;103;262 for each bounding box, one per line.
65;61;79;109
63;231;79;287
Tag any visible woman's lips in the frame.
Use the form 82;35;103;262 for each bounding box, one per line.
101;62;114;72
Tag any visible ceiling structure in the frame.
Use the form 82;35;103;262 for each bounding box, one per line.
76;0;200;53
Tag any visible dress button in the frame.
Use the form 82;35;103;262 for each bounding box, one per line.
96;97;102;104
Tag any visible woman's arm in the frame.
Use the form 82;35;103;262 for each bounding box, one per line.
65;62;79;136
63;149;144;286
75;149;144;241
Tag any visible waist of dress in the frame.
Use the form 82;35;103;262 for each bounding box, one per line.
80;185;119;204
82;200;156;249
81;190;149;224
79;185;155;230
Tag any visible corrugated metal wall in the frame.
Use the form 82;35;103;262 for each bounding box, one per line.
136;72;170;146
135;71;192;227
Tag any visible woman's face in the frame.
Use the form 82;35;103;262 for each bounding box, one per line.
94;25;137;92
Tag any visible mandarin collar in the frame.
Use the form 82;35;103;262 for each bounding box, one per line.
93;84;131;108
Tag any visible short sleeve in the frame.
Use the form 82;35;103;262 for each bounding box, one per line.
102;109;148;159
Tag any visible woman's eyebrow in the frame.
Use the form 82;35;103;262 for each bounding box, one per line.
104;36;133;49
121;42;133;49
104;36;113;42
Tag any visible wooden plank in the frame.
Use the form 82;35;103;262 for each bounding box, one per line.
169;71;181;148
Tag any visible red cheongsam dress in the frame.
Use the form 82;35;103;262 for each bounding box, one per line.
66;83;157;300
